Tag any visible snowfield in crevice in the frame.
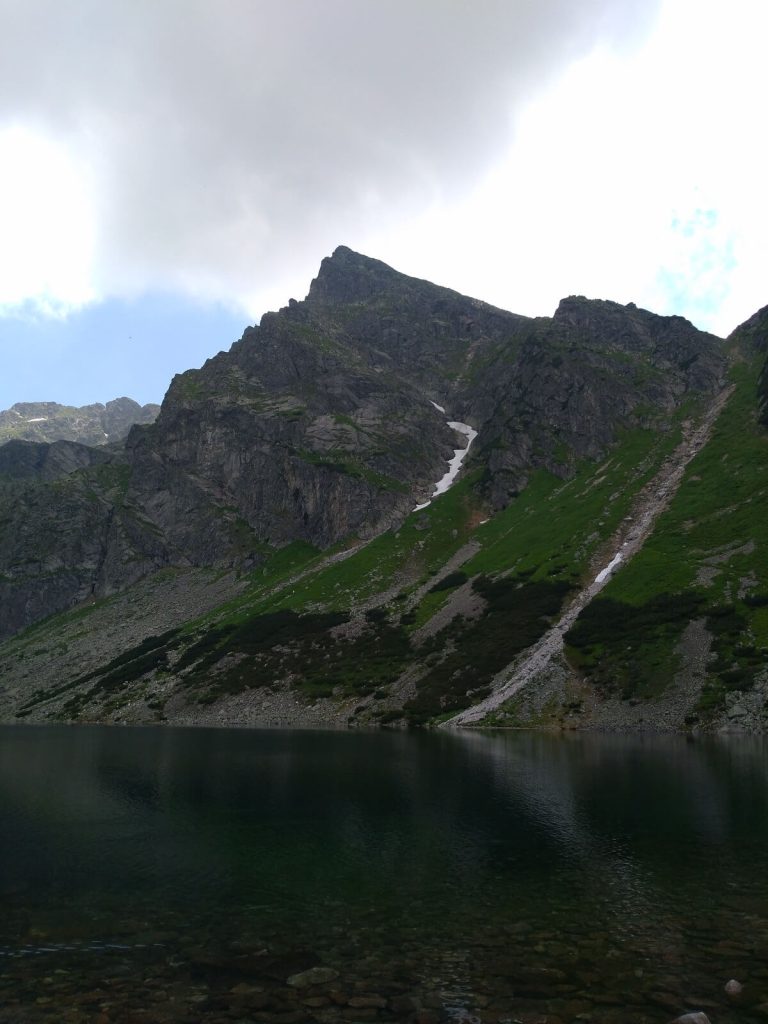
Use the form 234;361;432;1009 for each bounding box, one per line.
413;414;477;512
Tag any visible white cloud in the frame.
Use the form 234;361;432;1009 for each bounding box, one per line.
0;127;95;314
0;0;765;337
368;0;768;336
0;0;658;317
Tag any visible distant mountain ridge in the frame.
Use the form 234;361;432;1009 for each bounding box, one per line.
0;397;160;447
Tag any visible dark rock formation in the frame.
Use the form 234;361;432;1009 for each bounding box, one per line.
0;247;727;640
731;303;768;426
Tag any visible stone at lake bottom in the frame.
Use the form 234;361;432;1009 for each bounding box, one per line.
230;982;263;995
347;994;388;1008
668;1014;712;1024
389;994;417;1014
286;965;339;988
725;978;743;997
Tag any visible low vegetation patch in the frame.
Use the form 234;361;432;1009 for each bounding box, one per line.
17;628;182;717
404;575;571;726
187;612;411;703
588;357;768;712
695;603;767;715
564;592;704;700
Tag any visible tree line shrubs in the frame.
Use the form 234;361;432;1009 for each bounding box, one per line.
564;592;704;700
404;574;571;726
565;591;767;711
697;603;767;714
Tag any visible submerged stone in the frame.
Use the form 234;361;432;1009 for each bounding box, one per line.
286;965;339;988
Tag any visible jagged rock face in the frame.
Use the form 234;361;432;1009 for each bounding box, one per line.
0;441;170;639
0;438;110;481
0;246;727;639
730;303;768;426
461;296;725;505
0;397;160;447
731;303;768;353
128;298;454;557
291;248;724;508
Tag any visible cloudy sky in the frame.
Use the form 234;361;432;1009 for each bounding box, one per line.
0;0;766;409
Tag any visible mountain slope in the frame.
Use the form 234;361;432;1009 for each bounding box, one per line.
0;247;724;643
0;247;755;733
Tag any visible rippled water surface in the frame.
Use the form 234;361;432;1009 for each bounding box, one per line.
1;725;767;1023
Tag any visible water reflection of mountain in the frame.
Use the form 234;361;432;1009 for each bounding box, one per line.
1;726;767;935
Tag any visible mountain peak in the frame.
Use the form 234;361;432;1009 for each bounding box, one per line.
306;246;407;306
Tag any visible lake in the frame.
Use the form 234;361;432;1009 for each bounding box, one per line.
0;725;766;1023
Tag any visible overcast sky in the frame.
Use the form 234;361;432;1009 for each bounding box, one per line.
1;0;766;408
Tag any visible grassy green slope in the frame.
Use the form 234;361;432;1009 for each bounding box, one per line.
565;357;768;717
4;388;735;728
8;414;689;725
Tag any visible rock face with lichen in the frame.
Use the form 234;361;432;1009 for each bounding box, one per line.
0;246;726;640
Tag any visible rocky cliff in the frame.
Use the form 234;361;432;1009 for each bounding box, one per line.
0;248;725;642
4;247;761;736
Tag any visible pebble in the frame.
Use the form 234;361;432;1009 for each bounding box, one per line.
347;994;388;1008
725;977;743;997
229;983;263;995
286;965;339;988
668;1014;712;1024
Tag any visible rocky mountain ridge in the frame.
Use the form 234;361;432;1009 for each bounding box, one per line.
0;396;160;447
0;248;724;642
2;247;765;735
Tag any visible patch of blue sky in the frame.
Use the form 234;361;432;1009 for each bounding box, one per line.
654;209;736;333
0;292;250;410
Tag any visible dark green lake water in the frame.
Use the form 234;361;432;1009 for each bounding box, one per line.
0;726;766;1024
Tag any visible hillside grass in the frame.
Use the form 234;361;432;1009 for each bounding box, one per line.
565;358;768;710
10;381;754;726
464;424;682;582
169;420;688;717
606;361;768;604
258;472;484;613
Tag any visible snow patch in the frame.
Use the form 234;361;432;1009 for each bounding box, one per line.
26;417;47;422
594;552;623;585
413;419;478;512
430;400;446;414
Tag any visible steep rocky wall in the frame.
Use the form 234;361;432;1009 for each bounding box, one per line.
0;247;728;641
